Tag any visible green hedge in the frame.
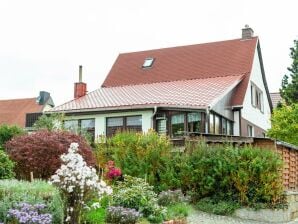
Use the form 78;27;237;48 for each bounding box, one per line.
182;143;284;207
0;179;64;223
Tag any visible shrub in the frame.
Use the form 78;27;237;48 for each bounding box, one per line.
95;130;175;191
82;207;106;224
165;203;191;221
196;197;240;215
158;189;186;206
7;202;52;224
112;175;166;222
0;125;24;149
0;150;15;179
105;160;122;182
5;130;95;179
50;143;112;224
0;179;63;223
106;206;142;224
183;143;284;207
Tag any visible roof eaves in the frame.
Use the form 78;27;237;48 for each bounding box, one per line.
47;103;207;114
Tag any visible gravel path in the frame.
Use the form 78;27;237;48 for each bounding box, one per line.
187;210;298;224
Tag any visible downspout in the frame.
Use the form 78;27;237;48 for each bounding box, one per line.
151;106;158;130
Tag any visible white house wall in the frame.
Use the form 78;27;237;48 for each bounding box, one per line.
64;110;153;140
241;46;271;132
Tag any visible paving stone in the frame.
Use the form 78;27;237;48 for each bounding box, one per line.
187;210;298;224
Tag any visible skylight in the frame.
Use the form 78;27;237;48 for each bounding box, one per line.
142;57;155;68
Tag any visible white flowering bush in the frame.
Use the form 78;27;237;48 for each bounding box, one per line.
50;143;112;223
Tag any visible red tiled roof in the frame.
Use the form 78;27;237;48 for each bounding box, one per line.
51;75;244;113
0;98;44;127
102;37;258;106
270;92;282;108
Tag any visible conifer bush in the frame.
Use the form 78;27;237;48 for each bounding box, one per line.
5;130;95;179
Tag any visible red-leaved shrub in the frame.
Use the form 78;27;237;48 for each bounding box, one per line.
5;130;95;180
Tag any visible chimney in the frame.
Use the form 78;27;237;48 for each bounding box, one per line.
74;65;87;99
242;25;254;39
37;91;50;105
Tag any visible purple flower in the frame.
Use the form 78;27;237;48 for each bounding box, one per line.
7;202;52;224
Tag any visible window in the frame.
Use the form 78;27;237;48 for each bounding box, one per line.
209;113;214;134
227;120;233;135
187;112;201;133
126;116;142;132
209;112;233;135
251;82;264;112
106;116;142;137
157;119;167;135
64;119;95;140
126;116;142;126
222;118;227;135
171;114;185;137
64;120;79;134
142;58;155;68
81;119;95;141
214;115;220;134
247;125;254;137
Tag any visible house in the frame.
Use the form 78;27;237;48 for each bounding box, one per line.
49;26;273;140
0;91;54;129
270;92;282;108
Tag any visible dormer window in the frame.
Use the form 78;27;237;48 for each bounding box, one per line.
142;57;155;68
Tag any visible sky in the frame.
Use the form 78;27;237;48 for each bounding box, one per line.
0;0;297;106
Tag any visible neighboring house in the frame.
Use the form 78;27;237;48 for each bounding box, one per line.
50;26;273;140
270;92;282;108
0;91;54;129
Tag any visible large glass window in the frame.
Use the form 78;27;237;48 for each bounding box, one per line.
187;112;201;133
106;116;142;137
171;114;185;137
64;120;79;134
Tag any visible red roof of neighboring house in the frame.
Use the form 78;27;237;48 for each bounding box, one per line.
51;75;244;113
270;92;282;108
0;98;44;127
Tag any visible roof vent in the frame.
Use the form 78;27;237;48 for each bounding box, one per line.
142;57;155;68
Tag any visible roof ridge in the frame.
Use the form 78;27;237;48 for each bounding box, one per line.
0;97;36;102
120;37;259;55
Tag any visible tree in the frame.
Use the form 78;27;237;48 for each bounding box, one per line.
6;130;95;179
280;39;298;104
267;104;298;146
33;113;64;131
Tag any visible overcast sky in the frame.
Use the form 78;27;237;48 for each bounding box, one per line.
0;0;297;106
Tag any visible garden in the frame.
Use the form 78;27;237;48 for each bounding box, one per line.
0;122;286;224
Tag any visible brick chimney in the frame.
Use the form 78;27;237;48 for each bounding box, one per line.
74;65;87;99
242;25;254;39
